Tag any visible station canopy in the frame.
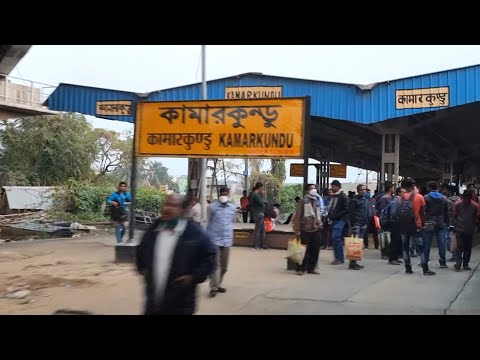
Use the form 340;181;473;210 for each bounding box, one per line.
45;64;480;179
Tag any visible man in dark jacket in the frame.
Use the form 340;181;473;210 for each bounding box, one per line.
250;182;267;250
347;184;367;270
452;190;480;271
136;194;216;315
364;189;379;250
423;181;450;268
328;180;349;265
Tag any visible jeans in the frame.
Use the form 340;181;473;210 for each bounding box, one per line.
115;222;127;243
351;224;367;266
253;213;266;248
422;226;447;265
332;220;346;262
445;229;455;258
402;231;430;271
455;232;473;268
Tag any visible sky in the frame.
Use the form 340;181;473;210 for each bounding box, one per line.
11;45;480;184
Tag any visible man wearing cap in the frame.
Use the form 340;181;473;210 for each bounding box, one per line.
327;180;350;265
206;187;237;298
250;182;267;250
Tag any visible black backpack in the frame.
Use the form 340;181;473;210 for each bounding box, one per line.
392;193;417;234
265;203;277;219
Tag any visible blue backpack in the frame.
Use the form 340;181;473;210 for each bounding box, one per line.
379;198;399;230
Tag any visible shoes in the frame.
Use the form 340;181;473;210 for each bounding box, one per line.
448;257;456;262
252;246;261;250
307;270;320;275
405;267;413;274
209;290;217;298
454;265;461;272
439;264;448;269
389;260;401;265
411;253;418;258
364;247;369;250
423;270;436;276
463;265;472;271
331;260;343;265
217;287;227;293
349;264;364;270
296;271;304;276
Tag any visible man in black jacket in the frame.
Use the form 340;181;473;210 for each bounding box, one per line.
328;180;350;265
136;194;216;315
348;184;367;270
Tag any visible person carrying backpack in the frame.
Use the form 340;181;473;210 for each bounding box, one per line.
395;178;434;275
423;181;451;269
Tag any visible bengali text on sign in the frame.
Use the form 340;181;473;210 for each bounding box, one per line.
135;98;307;158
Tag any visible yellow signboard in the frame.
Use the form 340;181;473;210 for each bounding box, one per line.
330;164;347;178
395;87;449;109
290;163;305;177
225;86;283;100
135;98;307;158
96;100;133;116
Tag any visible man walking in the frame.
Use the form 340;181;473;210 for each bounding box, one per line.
452;190;480;271
136;194;216;315
347;184;368;270
423;181;450;269
107;181;132;244
328;180;350;266
364;188;380;250
250;182;267;250
292;184;323;275
396;178;435;275
207;187;237;298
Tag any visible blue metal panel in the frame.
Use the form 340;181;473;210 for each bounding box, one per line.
44;65;480;125
46;84;138;123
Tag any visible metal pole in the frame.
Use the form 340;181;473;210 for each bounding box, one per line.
366;170;369;189
244;158;249;193
128;111;139;242
200;45;208;229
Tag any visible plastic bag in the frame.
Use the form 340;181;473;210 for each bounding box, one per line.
287;237;305;264
451;233;457;252
265;217;274;233
345;236;363;261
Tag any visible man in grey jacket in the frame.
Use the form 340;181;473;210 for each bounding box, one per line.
452;190;480;271
292;184;323;275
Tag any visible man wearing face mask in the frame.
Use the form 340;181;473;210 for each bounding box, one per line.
292;184;323;275
206;187;237;298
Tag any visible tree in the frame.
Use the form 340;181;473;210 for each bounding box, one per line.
140;160;179;193
0;113;97;186
93;129;132;181
270;159;286;200
279;184;303;214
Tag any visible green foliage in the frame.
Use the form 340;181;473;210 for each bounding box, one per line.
270;159;286;199
0;113;97;186
136;187;166;213
53;178;111;214
140;161;179;193
248;171;281;203
278;184;303;214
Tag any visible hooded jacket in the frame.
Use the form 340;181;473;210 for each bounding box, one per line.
424;191;450;227
327;189;349;222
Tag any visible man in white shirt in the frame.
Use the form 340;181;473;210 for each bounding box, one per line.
189;197;202;224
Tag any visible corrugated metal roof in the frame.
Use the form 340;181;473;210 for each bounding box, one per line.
45;84;138;123
44;64;480;124
2;186;54;210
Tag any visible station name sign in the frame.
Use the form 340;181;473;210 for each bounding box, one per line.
135;97;307;158
225;86;283;100
395;87;449;110
96;100;133;116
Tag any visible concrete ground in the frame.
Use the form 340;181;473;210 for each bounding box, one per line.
0;235;478;315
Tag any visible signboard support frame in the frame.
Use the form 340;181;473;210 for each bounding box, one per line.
303;97;311;190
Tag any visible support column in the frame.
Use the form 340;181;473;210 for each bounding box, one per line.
381;133;400;188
